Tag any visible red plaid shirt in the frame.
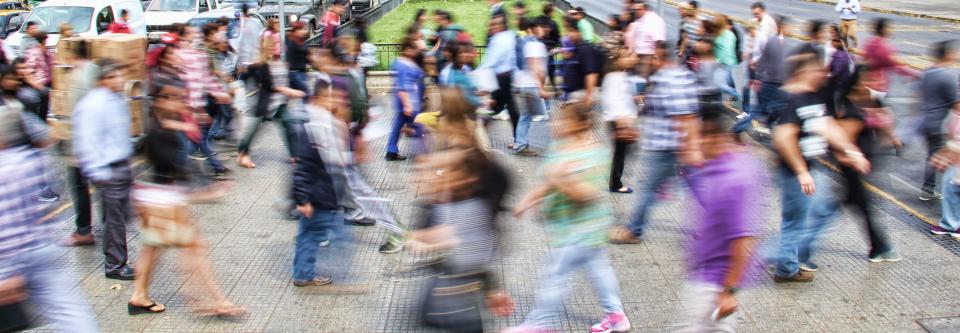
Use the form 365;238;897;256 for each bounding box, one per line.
175;47;225;110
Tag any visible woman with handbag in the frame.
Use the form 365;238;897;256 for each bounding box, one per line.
236;38;307;168
602;49;640;194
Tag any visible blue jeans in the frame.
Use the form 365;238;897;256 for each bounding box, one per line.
188;124;227;172
775;165;822;278
523;245;624;328
799;166;840;266
714;65;740;101
386;107;422;154
289;70;310;103
3;245;99;332
292;210;339;282
512;87;545;151
627;150;680;237
941;167;960;231
733;81;783;133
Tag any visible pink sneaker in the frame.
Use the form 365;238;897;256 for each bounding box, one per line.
501;325;553;333
590;312;631;333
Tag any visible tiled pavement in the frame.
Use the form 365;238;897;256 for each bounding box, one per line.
24;94;960;332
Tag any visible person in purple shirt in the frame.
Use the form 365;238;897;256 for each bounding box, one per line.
679;113;762;332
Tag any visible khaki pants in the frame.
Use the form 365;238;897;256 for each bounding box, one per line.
840;19;858;48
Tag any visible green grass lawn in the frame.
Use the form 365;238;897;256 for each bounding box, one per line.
368;0;553;46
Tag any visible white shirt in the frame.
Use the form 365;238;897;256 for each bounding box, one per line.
601;71;639;122
513;39;548;88
758;13;778;38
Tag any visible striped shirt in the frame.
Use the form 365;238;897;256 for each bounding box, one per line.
641;67;700;151
0;146;55;279
433;198;498;273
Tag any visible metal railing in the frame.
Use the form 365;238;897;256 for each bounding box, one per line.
549;0;610;40
368;44;487;71
306;0;405;46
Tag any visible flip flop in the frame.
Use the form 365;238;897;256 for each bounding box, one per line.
611;187;634;194
128;302;165;315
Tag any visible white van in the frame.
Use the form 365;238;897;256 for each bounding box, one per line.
145;0;228;42
4;0;146;58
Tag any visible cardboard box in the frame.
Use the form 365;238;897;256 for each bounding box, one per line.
49;90;78;117
51;66;71;90
55;37;87;63
50;118;72;141
89;35;147;62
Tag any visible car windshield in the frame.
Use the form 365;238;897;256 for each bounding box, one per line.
22;6;94;34
147;0;197;12
188;17;239;39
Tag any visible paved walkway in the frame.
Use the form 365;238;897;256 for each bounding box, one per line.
23;88;960;332
803;0;960;22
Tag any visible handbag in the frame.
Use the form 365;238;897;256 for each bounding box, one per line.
421;267;488;331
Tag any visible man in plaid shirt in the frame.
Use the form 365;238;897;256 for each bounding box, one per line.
610;42;704;244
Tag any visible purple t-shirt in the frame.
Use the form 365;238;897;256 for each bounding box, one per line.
685;151;764;286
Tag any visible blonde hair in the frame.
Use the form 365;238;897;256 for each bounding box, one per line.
437;87;478;149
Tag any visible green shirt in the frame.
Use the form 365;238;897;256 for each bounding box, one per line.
578;19;595;43
540;140;613;247
715;30;738;67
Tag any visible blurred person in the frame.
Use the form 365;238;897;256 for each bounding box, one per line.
793;20;830;67
322;0;348;47
599;15;625;59
624;1;666;76
732;15;788;133
801;65;900;270
17;21;39;57
407;88;514;332
287;21;311;103
127;92;245;318
478;16;519;142
505;102;630;333
178;24;232;178
771;55;870;283
23;31;51;88
828;37;854;105
58;23;75;38
535;3;561;88
740;22;760;119
0;69;99;331
677;1;703;71
751;1;777;38
692;21;730;109
432;10;467;72
262;18;282;60
236;4;262;74
58;41;102;247
512;20;550;156
568;7;595;44
713;15;740;102
490;0;507;20
835;0;861;48
413;9;434;43
236;36;306;168
438;40;480;107
929;96;960;235
108;9;133;34
513;1;528;31
918;41;958;202
9;58;57;203
609;42;701;244
863;18;920;93
676;112;762;333
602;49;641;194
72;59;138;281
560;18;600;105
386;37;425;161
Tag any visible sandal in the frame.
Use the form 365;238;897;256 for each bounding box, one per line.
237;155;256;169
611;187;634;194
128;302;165;315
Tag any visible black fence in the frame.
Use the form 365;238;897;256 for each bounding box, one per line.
306;0;405;46
368;44;487;71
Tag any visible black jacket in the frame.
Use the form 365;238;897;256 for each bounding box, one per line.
292;126;339;210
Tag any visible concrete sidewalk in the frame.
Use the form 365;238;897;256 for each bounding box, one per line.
803;0;960;23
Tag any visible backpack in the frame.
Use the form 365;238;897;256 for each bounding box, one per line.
515;35;531;70
732;26;744;64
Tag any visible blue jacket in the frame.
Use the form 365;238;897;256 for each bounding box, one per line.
292;123;339;210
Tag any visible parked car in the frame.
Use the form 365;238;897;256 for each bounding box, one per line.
257;0;349;37
187;7;265;73
145;0;228;42
0;9;28;39
0;0;29;11
4;0;147;58
350;0;379;15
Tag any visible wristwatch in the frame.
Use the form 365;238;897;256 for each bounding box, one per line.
723;285;739;295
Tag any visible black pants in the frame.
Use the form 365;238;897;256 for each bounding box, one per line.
841;164;891;257
922;133;945;194
97;161;133;274
608;122;631;191
493;73;519;139
68;166;92;235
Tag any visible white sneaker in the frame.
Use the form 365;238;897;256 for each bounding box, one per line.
532;115;549;122
590;312;631;333
492;112;511;121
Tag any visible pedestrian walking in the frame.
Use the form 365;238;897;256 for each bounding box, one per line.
624;1;665;76
108;9;133;34
733;15;788;133
677;1;704;71
609;42;701;244
919;41;958;202
771;54;870;283
602;49;640;194
835;0;861;48
535;3;561;89
511;20;550;156
676;112;762;333
386;37;425;161
560;17;600;105
929;97;960;236
505;102;631;333
863;19;920;94
713;15;741;102
568;7;595;44
751;1;778;38
322;0;348;48
178;24;233;178
72;59;138;281
478;16;520;143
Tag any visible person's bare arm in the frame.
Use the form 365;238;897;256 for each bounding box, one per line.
716;237;758;318
676;114;704;167
527;57;550;98
816;117;870;173
773;123;816;195
584;73;598;104
513;184;551;218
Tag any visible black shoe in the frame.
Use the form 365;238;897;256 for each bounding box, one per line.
379;242;403;254
37;188;60;202
212;168;234;180
106;266;136;280
346;216;376;226
385;153;407;161
188;151;208;161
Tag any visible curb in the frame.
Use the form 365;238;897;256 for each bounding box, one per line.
799;0;960;25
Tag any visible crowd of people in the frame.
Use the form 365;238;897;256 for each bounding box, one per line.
0;0;958;332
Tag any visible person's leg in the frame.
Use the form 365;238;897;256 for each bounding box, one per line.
179;238;238;310
676;281;736;333
237;115;264;155
522;246;581;328
922;133;945;196
713;65;740;101
584;247;624;314
513;89;537;151
22;245;99;332
775;166;811;278
799;168;835;266
940;167;960;231
847;20;859;48
626;151;678;238
69;166;92;235
99;163;133;274
500;74;520;138
609;122;628;191
386;105;407;155
292;210;335;282
130;246;163;306
198;126;227;172
846;166;892;256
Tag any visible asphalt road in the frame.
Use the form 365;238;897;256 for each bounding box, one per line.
572;0;958;222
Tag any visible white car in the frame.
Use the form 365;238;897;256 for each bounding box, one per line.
145;0;228;42
4;0;147;59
